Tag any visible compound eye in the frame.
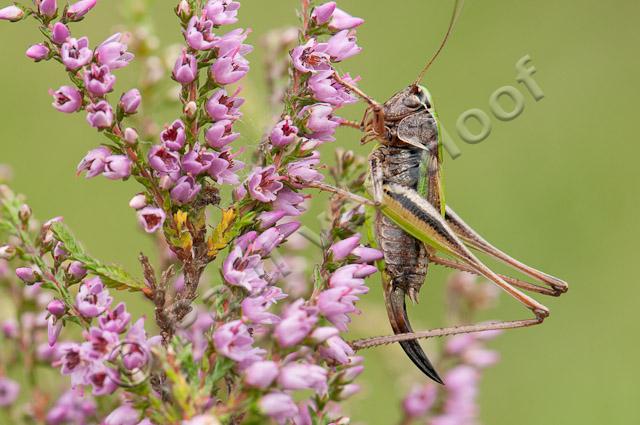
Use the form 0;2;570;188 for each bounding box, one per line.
403;95;421;109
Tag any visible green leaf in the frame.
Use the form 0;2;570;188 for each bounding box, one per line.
50;222;146;292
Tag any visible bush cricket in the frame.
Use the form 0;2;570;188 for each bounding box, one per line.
302;0;568;383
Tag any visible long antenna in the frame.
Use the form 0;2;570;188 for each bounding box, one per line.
413;0;465;86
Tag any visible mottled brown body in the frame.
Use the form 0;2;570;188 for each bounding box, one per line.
365;87;444;382
372;146;429;298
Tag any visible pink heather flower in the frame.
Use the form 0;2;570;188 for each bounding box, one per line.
258;210;286;229
67;261;87;280
185;15;217;50
124;127;138;145
47;299;66;317
129;194;146;210
300;103;340;142
120;89;141;114
247;166;284;203
61;37;93;70
182;144;215;175
96;33;133;70
103;155;132;180
170;175;201;204
274;300;318;347
273;188;305;216
1;320;18;339
320;335;354;364
244;360;278;389
278;363;328;395
76;277;112;318
86;363;118;396
38;0;58;18
329;235;361;260
182;416;219;425
207;150;244;185
317;287;362;331
77;146;110;178
47;316;63;346
46;390;97;425
66;0;97;21
205;0;241;26
214;28;252;58
86;101;114;129
352;246;383;263
403;384;437;418
99;302;131;333
325;30;362;62
211;53;249;85
205;119;240;149
173;50;198;84
287;152;324;183
51;22;70;44
26;44;49;62
329;264;377;289
16;266;39;284
161;119;187;151
50;85;82;113
311;2;336;25
137;207;166;233
213;320;264;363
259;392;298;424
339;384;361;399
148;145;181;179
56;343;87;387
463;347;500;368
0;377;19;407
84;64;116;96
222;246;267;293
291;39;331;73
0;5;23;22
103;405;140;425
241;294;280;325
309;70;358;106
269;116;298;147
329;7;364;30
121;318;157;370
311;326;339;343
205;88;244;121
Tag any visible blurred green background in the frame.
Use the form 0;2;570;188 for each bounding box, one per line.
1;0;639;424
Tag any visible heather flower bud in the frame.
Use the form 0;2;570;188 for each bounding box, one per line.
120;89;141;114
129;194;147;210
329;234;360;261
175;0;191;20
184;101;197;119
66;0;97;21
161;120;186;151
16;267;40;285
47;299;66;318
124;127;139;145
0;5;24;22
0;244;16;260
0;377;20;407
26;44;50;62
18;204;32;224
244;361;278;389
211;54;249;85
38;0;57;18
66;261;87;280
51;22;70;44
53;242;68;262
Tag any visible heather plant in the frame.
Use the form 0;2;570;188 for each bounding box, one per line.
0;1;503;424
